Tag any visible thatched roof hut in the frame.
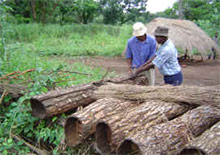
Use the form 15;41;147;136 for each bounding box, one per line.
146;17;220;56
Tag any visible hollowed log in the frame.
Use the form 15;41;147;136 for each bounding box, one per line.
31;83;97;119
179;121;220;155
64;98;135;147
117;105;220;155
95;101;190;154
94;84;220;107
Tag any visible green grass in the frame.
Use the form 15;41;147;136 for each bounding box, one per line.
4;23;132;57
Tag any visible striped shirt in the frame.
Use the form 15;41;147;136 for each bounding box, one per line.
126;35;156;68
152;39;181;76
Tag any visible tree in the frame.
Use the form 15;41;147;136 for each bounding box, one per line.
99;0;148;25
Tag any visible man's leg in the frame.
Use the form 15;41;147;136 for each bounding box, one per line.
145;68;155;86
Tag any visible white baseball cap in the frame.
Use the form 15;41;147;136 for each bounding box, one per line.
132;22;147;37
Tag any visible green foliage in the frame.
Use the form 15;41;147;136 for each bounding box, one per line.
99;0;148;25
3;23;131;57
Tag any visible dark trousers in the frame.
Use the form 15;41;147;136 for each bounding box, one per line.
164;72;183;86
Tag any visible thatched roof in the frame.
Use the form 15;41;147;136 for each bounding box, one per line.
146;17;220;56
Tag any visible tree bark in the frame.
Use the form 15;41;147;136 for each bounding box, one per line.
95;101;190;154
0;83;26;98
30;76;149;119
179;121;220;155
31;0;37;21
31;83;97;119
64;98;135;147
117;105;220;155
94;84;220;107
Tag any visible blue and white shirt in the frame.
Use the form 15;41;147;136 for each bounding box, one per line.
126;35;156;68
152;39;181;76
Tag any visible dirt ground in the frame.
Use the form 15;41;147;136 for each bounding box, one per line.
70;56;220;86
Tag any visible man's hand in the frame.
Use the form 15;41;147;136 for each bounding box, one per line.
128;71;137;80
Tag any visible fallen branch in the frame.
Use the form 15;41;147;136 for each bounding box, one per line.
11;133;50;155
0;89;8;104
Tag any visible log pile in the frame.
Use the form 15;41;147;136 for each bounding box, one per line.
117;105;220;155
95;101;190;154
30;79;220;154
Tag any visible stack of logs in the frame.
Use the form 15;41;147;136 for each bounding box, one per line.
30;77;220;155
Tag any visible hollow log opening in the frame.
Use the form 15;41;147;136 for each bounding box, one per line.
64;117;82;146
96;122;112;154
30;99;46;119
179;147;207;155
118;139;141;155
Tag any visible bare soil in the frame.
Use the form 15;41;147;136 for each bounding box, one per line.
69;56;220;86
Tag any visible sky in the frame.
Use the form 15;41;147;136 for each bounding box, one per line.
146;0;178;13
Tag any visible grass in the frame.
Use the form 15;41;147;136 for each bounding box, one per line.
4;23;132;57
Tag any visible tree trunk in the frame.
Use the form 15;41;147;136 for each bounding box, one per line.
95;101;190;154
64;98;135;147
31;0;37;21
179;121;220;155
0;83;26;98
179;0;183;19
30;76;149;119
94;84;220;107
30;83;97;119
118;105;220;155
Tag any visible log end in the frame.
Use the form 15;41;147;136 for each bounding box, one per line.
95;122;112;154
30;98;46;119
64;117;82;147
178;147;207;155
117;139;141;155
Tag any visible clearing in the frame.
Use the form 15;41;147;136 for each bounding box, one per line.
68;56;220;86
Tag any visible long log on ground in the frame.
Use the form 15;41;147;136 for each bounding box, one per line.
117;105;220;155
0;83;27;98
95;101;191;154
31;83;97;119
179;121;220;155
30;75;148;119
94;84;220;107
64;98;135;147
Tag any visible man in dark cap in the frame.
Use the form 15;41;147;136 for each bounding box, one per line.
130;26;183;86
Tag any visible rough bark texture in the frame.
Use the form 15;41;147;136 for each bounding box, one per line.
64;98;135;147
94;84;220;107
31;83;97;119
30;76;149;119
95;101;191;154
0;83;26;98
179;121;220;155
118;105;220;155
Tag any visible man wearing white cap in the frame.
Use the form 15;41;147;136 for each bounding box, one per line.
125;22;157;86
131;26;183;86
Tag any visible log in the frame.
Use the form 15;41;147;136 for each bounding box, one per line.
179;121;220;155
64;98;135;147
94;84;220;107
95;101;190;154
31;83;97;119
0;83;27;98
30;75;149;119
117;105;220;155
